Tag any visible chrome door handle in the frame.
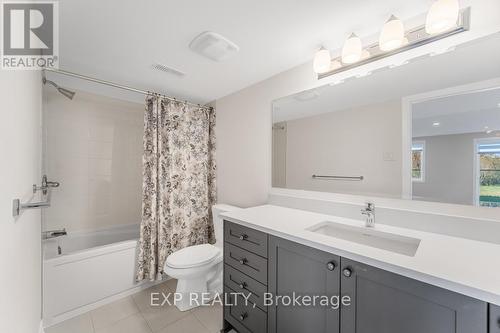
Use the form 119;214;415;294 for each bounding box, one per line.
239;312;248;321
343;268;353;278
239;282;247;289
239;258;248;265
239;234;248;240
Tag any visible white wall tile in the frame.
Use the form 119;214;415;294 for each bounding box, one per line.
43;89;143;232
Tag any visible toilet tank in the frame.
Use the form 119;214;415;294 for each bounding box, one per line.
212;204;240;247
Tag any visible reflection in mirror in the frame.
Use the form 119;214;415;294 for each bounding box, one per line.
272;33;500;207
411;88;500;206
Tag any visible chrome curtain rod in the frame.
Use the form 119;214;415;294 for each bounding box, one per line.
43;67;211;109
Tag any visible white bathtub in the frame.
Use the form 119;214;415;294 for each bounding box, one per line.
43;224;158;327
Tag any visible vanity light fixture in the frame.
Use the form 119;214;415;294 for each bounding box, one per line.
379;15;406;51
314;4;470;78
313;47;332;74
341;33;363;64
426;0;460;35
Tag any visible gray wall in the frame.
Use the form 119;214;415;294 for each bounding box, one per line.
283;100;402;197
413;132;490;205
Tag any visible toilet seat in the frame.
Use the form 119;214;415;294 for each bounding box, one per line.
166;244;220;269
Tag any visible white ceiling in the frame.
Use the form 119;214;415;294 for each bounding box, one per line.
412;88;500;137
52;0;433;104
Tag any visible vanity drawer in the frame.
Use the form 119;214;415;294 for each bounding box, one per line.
224;221;268;258
225;287;267;333
225;242;268;284
491;304;500;333
224;264;267;311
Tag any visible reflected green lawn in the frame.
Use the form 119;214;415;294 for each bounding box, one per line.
480;185;500;206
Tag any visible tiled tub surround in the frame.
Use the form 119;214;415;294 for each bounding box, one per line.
221;204;500;306
42;89;143;232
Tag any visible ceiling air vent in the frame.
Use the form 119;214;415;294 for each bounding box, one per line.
189;31;239;62
152;63;185;77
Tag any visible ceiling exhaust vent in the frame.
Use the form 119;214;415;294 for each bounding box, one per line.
189;31;239;62
152;63;185;77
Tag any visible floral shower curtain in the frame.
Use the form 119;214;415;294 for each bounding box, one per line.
136;94;216;281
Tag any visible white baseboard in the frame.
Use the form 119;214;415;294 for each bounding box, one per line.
43;279;165;329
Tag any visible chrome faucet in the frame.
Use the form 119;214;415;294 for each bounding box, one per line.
43;228;67;240
361;202;375;227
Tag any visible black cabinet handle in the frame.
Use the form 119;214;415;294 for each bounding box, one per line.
239;258;248;265
343;268;353;278
239;312;248;321
327;262;337;271
239;281;247;289
239;234;248;241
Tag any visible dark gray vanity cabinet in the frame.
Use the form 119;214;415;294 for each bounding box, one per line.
223;222;490;333
491;304;500;333
268;236;340;333
340;257;487;333
223;221;269;333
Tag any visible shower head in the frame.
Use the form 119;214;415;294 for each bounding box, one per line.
42;77;76;100
57;86;76;100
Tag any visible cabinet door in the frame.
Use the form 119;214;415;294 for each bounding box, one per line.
268;236;340;333
491;304;500;333
340;258;487;333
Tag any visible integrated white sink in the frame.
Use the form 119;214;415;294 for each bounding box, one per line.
307;221;421;257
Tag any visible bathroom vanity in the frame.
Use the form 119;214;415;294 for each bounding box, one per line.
221;205;500;333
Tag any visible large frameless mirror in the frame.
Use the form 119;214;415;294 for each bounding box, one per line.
272;33;500;207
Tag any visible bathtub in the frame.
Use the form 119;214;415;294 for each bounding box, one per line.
43;224;158;327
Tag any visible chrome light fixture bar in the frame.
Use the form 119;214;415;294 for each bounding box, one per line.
317;7;470;80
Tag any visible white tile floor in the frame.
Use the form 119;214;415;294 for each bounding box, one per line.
45;279;224;333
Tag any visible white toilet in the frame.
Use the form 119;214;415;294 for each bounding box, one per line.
163;204;239;311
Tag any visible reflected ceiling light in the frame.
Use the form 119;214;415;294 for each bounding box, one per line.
356;71;372;78
329;79;345;86
342;33;363;64
426;0;460;35
389;60;410;68
313;47;331;74
432;122;441;127
379;15;405;51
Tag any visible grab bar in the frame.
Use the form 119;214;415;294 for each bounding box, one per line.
12;175;58;217
312;174;364;181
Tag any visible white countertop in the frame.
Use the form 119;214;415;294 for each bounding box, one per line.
221;204;500;306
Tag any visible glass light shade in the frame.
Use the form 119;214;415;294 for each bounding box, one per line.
426;0;460;35
379;15;405;51
313;47;331;74
342;33;362;64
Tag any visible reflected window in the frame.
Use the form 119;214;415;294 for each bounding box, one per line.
476;139;500;207
412;141;425;182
